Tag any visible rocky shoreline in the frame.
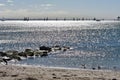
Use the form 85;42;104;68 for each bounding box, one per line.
0;45;70;65
0;45;120;80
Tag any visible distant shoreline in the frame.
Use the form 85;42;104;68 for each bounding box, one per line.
0;18;119;21
0;20;120;22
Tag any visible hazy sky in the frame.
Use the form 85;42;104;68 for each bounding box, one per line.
0;0;120;19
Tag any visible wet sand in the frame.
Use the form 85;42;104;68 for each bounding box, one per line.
0;65;120;80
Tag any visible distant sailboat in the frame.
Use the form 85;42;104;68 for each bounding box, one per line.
24;17;29;21
117;16;120;21
1;17;5;21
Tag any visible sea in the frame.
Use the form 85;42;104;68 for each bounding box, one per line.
0;20;120;70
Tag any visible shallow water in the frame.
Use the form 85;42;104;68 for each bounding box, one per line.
0;21;120;70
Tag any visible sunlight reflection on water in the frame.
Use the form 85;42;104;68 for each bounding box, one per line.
0;21;120;70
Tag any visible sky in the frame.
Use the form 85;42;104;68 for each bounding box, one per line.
0;0;120;19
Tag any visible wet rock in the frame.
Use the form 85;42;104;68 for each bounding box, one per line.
39;46;51;52
62;46;70;51
40;51;48;57
33;51;40;57
5;50;18;56
0;58;8;65
51;45;70;52
9;55;21;61
34;50;43;57
26;52;34;57
24;49;34;57
15;56;21;60
25;49;33;52
18;52;27;58
52;45;62;51
4;50;21;61
0;45;70;63
34;49;48;57
0;52;7;57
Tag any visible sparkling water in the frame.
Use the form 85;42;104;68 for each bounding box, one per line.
0;21;120;70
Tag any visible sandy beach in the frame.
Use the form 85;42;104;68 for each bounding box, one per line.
0;65;119;80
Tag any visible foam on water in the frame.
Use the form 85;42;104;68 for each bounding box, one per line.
10;63;89;71
0;40;17;43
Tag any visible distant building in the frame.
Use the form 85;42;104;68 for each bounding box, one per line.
117;16;120;20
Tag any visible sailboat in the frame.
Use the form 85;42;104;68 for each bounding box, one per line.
1;17;5;21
